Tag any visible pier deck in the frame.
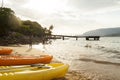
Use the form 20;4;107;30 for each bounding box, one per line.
49;35;100;40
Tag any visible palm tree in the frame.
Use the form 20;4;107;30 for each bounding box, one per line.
49;25;53;31
1;0;4;8
48;25;54;35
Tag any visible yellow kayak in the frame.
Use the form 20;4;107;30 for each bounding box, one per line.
0;63;69;80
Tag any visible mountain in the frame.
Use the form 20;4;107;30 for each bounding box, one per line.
82;27;120;37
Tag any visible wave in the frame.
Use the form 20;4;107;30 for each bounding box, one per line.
78;58;120;66
84;44;120;58
96;46;120;59
84;43;120;54
88;44;120;56
101;48;120;54
93;45;119;53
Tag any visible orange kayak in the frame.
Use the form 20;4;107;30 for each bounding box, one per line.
0;55;53;66
0;48;13;55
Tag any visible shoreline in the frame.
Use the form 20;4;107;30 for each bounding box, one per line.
0;45;89;80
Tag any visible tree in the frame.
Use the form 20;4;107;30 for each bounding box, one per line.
48;25;54;35
0;7;54;45
49;25;53;31
0;7;20;36
21;20;45;37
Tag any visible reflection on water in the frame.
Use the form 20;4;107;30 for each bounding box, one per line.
33;37;120;80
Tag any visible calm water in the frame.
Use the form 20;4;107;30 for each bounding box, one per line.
33;37;120;80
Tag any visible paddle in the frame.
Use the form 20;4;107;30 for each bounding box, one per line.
0;64;51;72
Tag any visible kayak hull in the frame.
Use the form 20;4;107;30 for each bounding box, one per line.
0;55;53;66
0;63;69;80
0;48;13;55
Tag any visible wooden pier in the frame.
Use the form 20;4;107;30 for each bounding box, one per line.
85;36;100;40
50;35;100;41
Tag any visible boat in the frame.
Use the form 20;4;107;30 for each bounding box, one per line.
0;55;53;66
0;48;13;55
0;63;69;80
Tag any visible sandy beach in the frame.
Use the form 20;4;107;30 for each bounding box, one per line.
0;45;89;80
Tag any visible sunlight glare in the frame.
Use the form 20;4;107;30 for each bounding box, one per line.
24;0;68;14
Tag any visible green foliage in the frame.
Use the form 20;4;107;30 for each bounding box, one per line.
0;7;54;45
0;7;21;36
21;20;45;37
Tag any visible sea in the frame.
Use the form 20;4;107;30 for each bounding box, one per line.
33;37;120;80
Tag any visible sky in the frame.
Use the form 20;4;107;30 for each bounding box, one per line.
2;0;120;35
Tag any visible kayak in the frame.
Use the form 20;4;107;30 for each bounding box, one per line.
0;48;13;55
0;55;53;66
0;63;69;80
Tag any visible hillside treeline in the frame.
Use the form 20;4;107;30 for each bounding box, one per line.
0;7;53;45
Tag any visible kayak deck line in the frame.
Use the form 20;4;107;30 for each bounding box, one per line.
0;64;53;72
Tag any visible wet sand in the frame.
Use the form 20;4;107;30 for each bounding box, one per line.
0;45;89;80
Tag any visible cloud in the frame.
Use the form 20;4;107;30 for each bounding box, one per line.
4;0;120;34
6;0;29;5
68;0;120;12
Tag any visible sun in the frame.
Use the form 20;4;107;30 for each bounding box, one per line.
24;0;68;14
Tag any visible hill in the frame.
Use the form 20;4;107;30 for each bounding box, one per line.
82;27;120;37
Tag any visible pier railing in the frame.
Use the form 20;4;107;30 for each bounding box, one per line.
48;35;100;40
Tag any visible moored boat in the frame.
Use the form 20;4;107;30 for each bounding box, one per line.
0;48;13;55
0;63;69;80
0;55;53;66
